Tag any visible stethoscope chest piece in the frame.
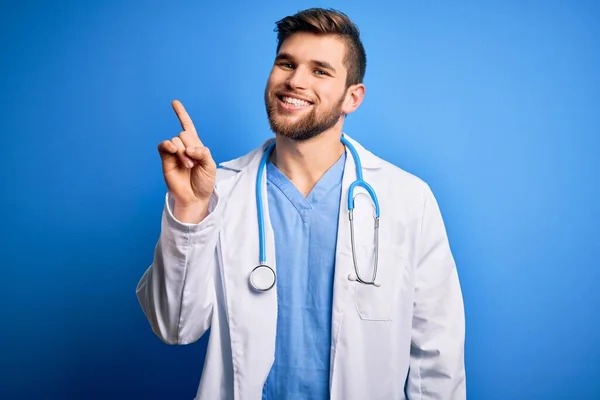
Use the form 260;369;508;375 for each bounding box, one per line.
249;265;276;292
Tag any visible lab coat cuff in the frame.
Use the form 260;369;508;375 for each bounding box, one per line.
163;190;220;236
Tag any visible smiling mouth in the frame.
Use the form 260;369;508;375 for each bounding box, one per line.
277;94;313;107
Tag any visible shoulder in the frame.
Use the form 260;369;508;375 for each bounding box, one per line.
215;166;239;182
213;138;273;190
364;150;437;224
343;133;432;202
366;146;433;201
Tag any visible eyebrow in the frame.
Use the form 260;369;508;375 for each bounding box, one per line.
275;52;337;74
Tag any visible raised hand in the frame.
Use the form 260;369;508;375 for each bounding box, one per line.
158;100;217;223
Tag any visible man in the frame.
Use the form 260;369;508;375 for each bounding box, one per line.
136;7;466;400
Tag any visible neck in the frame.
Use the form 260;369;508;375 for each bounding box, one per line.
270;129;345;197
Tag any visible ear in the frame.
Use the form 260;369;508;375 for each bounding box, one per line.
342;83;366;115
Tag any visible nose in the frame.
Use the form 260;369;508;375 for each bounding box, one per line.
285;67;309;90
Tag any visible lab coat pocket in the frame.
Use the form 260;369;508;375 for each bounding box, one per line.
351;245;403;321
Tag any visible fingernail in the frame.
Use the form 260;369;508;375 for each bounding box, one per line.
186;160;194;168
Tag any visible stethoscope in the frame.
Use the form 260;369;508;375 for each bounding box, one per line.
249;135;381;292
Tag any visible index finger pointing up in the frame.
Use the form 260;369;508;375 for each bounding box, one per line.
172;100;197;133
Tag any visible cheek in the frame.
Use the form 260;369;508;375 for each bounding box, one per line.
265;71;277;92
267;69;287;89
319;85;347;107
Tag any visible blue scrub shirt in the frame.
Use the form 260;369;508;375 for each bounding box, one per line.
261;152;346;399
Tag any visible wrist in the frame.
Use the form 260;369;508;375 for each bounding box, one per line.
173;198;210;224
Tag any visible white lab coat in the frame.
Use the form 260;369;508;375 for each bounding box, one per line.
136;135;466;400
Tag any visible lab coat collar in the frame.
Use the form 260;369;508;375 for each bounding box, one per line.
218;133;383;172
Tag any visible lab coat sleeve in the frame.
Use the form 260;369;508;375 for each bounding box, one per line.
406;185;466;399
136;190;221;345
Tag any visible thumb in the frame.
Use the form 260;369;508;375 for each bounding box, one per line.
185;146;212;163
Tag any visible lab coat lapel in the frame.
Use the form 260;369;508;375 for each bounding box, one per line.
218;142;277;399
331;144;356;349
330;134;383;364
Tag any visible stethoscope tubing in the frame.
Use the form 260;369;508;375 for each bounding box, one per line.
252;135;381;291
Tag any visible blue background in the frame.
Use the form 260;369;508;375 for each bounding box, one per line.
1;0;598;399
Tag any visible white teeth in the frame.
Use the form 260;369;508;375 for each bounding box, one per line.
282;96;310;106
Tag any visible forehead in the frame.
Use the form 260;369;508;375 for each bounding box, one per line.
278;32;347;68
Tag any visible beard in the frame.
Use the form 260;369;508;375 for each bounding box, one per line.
264;89;345;142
